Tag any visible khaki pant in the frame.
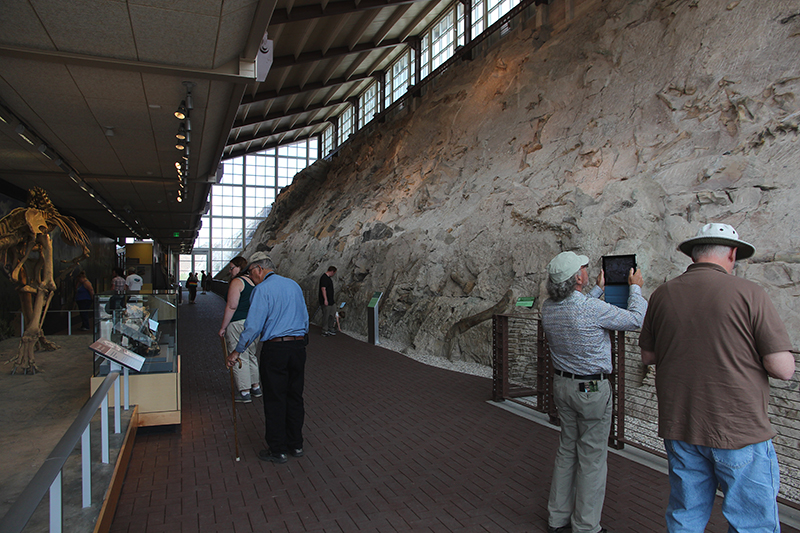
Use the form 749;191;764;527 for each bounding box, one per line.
321;304;336;333
548;375;612;533
225;319;260;392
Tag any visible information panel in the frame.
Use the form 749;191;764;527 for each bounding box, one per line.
90;339;146;372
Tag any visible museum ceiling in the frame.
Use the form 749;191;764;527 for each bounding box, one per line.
0;0;464;251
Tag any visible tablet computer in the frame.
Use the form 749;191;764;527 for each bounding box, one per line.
602;254;636;285
602;255;636;309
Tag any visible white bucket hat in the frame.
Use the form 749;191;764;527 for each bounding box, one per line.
547;251;590;283
678;223;755;259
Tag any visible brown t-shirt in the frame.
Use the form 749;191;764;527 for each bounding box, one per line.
639;263;793;449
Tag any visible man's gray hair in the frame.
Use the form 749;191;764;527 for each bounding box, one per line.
253;256;276;272
691;243;733;262
546;272;579;302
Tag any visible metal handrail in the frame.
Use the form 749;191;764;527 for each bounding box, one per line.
0;371;122;532
13;308;86;336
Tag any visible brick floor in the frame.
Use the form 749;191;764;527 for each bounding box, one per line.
109;292;799;533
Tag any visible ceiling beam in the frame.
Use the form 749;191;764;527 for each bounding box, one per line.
272;38;405;68
269;0;433;25
241;72;376;104
243;0;281;58
233;100;342;129
227;117;331;147
224;124;328;159
0;45;256;82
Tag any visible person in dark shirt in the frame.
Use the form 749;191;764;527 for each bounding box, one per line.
318;266;337;336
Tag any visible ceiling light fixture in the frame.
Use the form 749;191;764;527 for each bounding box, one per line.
174;101;187;120
176;123;187;140
175;140;185;150
37;144;55;159
184;81;195;110
15;124;36;145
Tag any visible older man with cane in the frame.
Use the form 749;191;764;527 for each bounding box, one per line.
226;253;309;464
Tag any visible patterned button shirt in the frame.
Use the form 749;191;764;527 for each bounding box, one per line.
542;285;647;375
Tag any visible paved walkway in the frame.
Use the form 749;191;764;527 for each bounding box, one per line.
109;292;799;533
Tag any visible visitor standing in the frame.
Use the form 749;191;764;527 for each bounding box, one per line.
227;253;309;464
125;268;143;292
75;270;95;331
186;272;198;303
201;270;208;294
541;251;647;533
318;266;337;336
639;223;796;532
219;256;262;403
111;267;126;293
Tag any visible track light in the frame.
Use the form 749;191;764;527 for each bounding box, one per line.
38;144;55;159
176;123;187;140
15;124;35;145
183;81;195;110
175;161;182;169
176;140;186;150
174;101;187;120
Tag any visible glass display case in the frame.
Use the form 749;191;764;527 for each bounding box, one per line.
90;290;181;426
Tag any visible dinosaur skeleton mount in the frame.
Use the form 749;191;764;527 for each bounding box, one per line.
0;187;91;374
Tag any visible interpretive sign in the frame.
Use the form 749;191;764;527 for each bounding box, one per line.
515;297;535;307
90;339;146;372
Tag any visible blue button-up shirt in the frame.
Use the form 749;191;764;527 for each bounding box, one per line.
541;285;647;374
234;273;309;353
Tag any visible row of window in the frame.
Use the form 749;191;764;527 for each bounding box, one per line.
322;0;521;151
187;0;522;277
189;138;319;275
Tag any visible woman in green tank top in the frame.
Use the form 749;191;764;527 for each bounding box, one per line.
219;256;261;403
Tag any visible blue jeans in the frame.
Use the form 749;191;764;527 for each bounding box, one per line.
664;439;780;533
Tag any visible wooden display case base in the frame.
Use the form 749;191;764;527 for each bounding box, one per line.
90;356;181;427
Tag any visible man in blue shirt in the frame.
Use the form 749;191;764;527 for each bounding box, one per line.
227;252;309;464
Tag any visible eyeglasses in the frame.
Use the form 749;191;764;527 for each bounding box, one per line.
248;265;261;276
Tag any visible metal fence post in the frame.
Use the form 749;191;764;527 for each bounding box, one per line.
492;314;509;401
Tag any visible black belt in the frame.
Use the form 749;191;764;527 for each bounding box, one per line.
554;369;609;380
268;336;304;342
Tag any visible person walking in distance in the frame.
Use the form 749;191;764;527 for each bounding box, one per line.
227;253;309;464
542;251;647;533
639;223;796;532
318;266;337;336
186;272;198;303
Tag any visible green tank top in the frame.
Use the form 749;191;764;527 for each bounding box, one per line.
231;275;255;322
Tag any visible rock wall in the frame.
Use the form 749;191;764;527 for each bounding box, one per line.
245;0;800;365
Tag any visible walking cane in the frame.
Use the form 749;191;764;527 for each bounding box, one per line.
220;337;242;461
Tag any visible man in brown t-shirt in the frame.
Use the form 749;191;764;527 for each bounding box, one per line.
639;223;795;532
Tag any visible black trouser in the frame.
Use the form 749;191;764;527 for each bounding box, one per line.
259;340;306;453
77;299;92;329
